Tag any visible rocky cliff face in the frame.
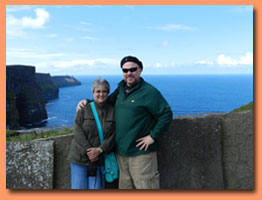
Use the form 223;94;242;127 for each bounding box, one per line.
51;76;81;88
6;65;48;129
6;91;20;129
35;73;59;102
6;65;82;129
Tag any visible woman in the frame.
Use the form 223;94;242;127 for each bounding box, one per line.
68;78;115;189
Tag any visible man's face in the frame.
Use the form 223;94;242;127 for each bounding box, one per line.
122;62;142;87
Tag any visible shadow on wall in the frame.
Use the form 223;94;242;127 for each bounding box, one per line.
6;110;253;189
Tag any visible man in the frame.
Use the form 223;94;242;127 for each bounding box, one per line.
77;55;173;189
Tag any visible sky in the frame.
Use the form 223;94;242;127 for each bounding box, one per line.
6;5;253;75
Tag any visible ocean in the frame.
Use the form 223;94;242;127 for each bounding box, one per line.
44;75;253;127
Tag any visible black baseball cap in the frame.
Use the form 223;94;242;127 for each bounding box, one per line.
120;56;143;70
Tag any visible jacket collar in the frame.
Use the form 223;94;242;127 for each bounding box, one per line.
118;77;144;89
118;78;144;96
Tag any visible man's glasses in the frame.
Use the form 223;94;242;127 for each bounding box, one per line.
122;67;138;73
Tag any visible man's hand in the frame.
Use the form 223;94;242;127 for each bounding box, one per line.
76;100;87;111
136;135;155;151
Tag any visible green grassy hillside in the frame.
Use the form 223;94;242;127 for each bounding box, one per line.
231;102;253;113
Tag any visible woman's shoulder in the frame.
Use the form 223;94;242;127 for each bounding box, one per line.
77;103;91;113
76;103;93;119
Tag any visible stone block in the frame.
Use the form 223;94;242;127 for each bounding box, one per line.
158;114;224;189
51;135;72;189
6;141;54;189
221;110;253;189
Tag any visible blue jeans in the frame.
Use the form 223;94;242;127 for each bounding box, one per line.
70;162;105;189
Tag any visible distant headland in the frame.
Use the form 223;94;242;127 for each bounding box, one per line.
51;75;81;88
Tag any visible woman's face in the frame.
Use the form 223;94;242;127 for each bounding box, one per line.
93;85;108;105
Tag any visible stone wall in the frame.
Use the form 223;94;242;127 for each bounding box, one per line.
6;110;253;189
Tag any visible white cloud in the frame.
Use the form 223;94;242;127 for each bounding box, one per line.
217;53;253;66
80;21;92;26
64;37;75;42
77;21;93;32
44;33;57;38
151;62;176;69
51;58;118;69
30;58;120;75
230;5;253;13
196;60;214;65
217;54;238;65
83;5;102;8
239;52;253;65
21;8;50;28
7;57;119;75
8;8;50;29
124;5;135;11
80;35;99;40
146;24;196;31
54;60;96;68
7;8;50;37
162;40;169;47
155;63;162;68
6;48;64;59
77;27;90;32
6;5;34;13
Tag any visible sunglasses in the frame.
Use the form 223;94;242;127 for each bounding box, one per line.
122;67;138;73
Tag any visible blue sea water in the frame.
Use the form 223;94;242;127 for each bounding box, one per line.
44;75;253;127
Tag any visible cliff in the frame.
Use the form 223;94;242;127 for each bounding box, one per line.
35;73;59;102
6;91;20;129
51;75;81;88
6;65;82;129
6;65;48;129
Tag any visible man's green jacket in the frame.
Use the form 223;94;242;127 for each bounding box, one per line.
108;78;173;156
